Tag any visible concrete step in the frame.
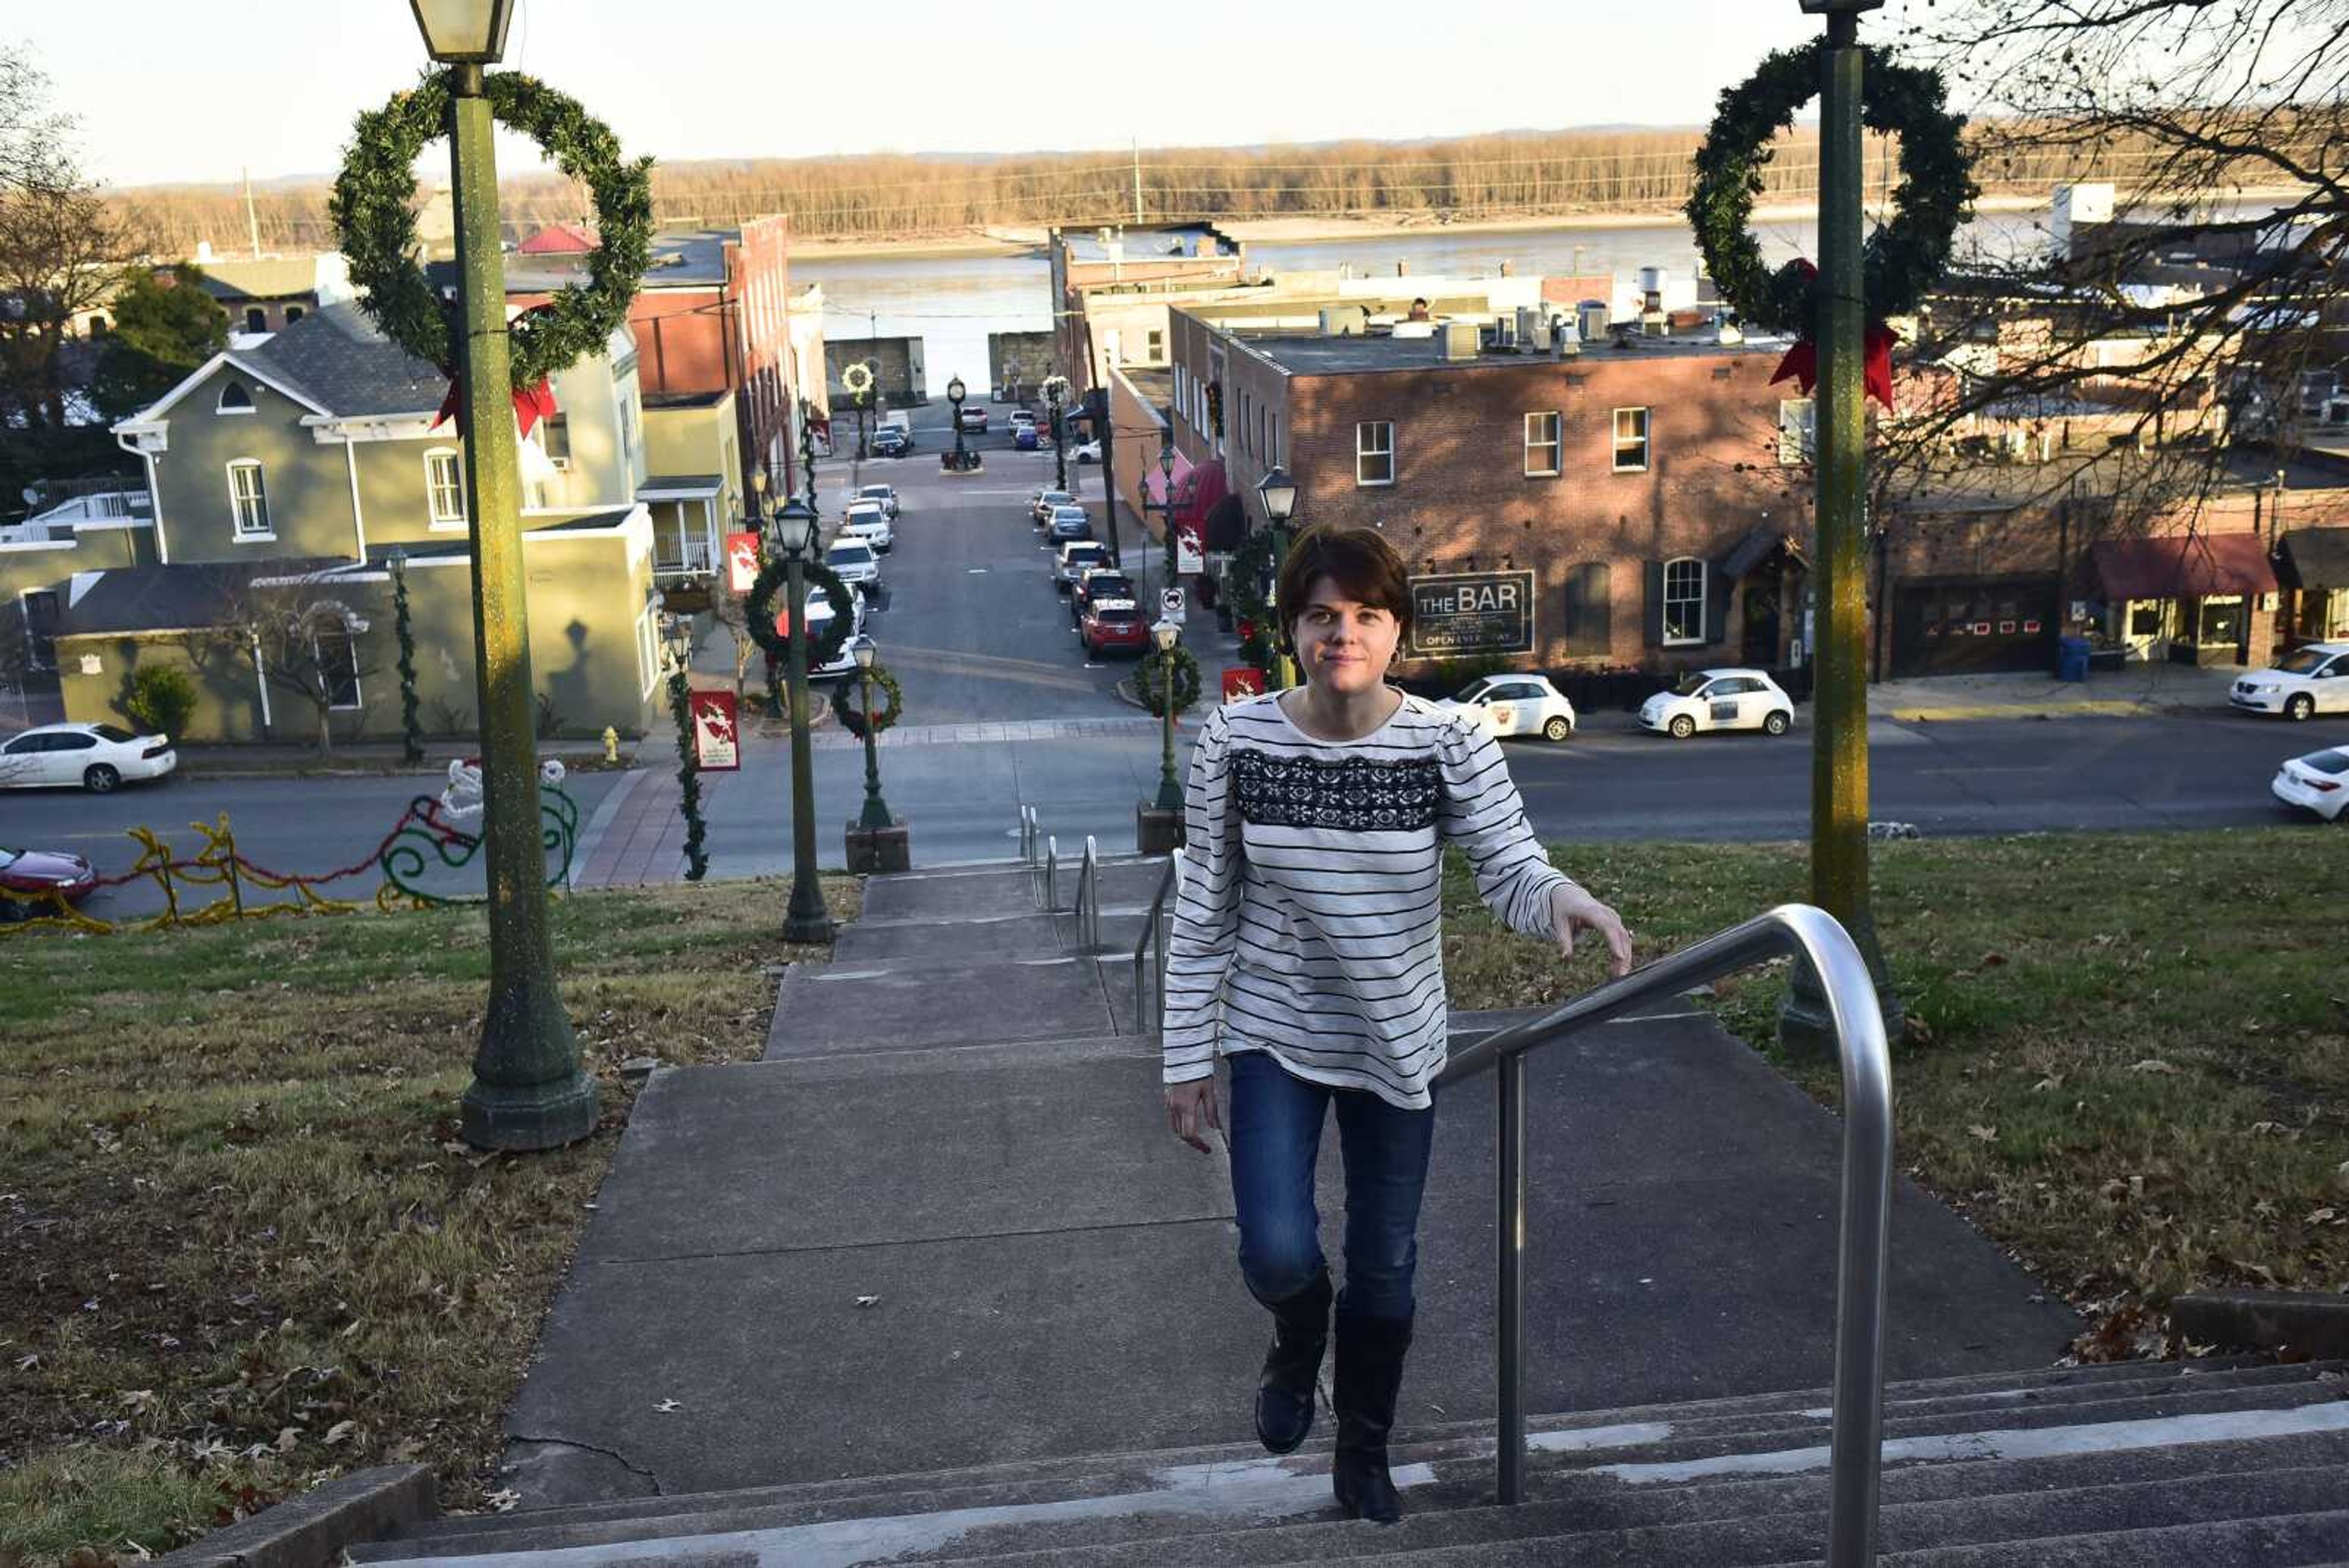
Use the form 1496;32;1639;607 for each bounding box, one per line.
383;1356;2284;1540
355;1365;2349;1562
354;1453;2349;1567
1849;1509;2349;1567
856;858;1167;926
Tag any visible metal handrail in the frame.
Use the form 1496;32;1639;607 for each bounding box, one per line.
1132;855;1178;1033
1019;805;1037;865
1433;903;1893;1567
1074;836;1101;952
1041;836;1059;914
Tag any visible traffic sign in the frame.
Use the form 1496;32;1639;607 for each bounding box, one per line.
1160;587;1186;621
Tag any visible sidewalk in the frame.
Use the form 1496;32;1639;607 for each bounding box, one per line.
1867;661;2241;723
169;735;643;778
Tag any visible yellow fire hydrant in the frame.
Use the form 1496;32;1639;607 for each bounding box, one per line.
601;725;620;764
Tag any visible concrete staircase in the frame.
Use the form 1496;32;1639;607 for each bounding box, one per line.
351;855;2349;1566
356;1355;2349;1565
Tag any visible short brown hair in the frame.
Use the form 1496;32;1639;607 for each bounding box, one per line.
1275;523;1412;650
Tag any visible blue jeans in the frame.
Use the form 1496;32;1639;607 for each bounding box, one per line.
1226;1049;1436;1321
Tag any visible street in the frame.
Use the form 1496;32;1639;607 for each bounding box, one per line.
7;398;2347;916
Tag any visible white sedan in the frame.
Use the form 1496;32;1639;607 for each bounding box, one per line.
1;721;178;792
1438;675;1576;742
1639;669;1797;738
839;502;894;553
2272;746;2349;822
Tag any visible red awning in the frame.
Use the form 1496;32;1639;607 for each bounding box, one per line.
2089;532;2277;600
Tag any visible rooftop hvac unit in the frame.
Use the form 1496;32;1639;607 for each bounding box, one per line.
1516;307;1551;351
1637;267;1669;335
1576;299;1609;344
1438;321;1482;362
1318;305;1368;336
1553;315;1581;359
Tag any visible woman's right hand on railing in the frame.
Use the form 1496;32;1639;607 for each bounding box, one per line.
1166;1077;1222;1154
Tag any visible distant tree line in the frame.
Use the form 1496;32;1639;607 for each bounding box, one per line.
98;123;2229;255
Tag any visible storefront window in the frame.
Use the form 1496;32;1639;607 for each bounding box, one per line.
2129;603;2162;637
2197;596;2243;645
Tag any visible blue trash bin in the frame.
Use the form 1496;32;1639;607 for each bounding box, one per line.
2057;635;2092;683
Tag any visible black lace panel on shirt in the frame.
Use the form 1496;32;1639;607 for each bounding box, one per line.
1230;748;1442;832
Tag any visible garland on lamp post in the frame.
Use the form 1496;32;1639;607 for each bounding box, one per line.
828;661;904;737
745;556;856;673
331;69;652;392
389;552;425;764
1685;35;1974;393
1134;641;1202;718
664;633;709;881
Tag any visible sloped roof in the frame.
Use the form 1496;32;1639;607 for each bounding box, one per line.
518;223;596;255
54;560;341;636
236;303;447;418
2278;526;2349;589
193;256;321;302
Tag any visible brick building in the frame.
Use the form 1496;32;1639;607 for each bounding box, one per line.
1169;306;1818;675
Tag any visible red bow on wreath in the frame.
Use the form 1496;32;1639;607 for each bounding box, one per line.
429;304;560;437
1764;261;1898;411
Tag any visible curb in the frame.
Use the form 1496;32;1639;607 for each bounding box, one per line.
2172;1290;2349;1359
155;1465;435;1568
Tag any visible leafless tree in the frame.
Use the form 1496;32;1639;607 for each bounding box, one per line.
210;574;385;756
703;589;758;709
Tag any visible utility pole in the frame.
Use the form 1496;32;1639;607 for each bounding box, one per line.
1132;140;1143;226
1781;0;1903;1054
243;168;261;258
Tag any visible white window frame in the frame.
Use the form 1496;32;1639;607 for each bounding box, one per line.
1356;421;1395;487
635;606;660;699
1524;411;1562;477
216;381;256;415
425;447;467;529
1663;555;1705;646
1612;407;1650;472
226;459;272;540
1778;399;1817;467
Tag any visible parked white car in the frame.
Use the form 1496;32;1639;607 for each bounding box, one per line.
839;502;894;553
1072;440;1102;464
825;538;883;591
1639;669;1797;738
1030;488;1076;525
2230;641;2349;721
2272;745;2349;822
1438;674;1576;742
0;721;177;793
856;483;900;519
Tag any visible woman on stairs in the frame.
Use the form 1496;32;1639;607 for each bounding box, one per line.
1162;522;1633;1525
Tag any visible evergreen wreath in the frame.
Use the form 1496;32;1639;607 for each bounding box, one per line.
745;554;856;671
331;70;653;390
1685;39;1976;338
1135;642;1202;718
830;662;904;738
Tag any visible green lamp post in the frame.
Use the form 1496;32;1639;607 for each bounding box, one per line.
1151;616;1183;814
853;637;895;830
765;475;836;945
947;374;969;470
1044;374;1071;493
1157;437;1179;599
1255;463;1299;691
412;0;595;1153
1782;0;1904;1051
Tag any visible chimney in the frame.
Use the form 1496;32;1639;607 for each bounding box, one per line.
1396;260;1409;277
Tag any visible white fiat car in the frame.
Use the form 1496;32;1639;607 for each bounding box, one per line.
2230;641;2349;721
1639;669;1797;738
1438;674;1577;742
2271;745;2349;822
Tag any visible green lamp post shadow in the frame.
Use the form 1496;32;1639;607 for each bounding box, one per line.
411;0;596;1152
853;638;894;830
1255;464;1299;691
1780;0;1905;1053
765;476;836;945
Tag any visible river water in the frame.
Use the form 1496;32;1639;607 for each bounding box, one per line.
791;210;2061;399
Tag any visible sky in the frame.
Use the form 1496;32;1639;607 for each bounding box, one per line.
20;1;1836;191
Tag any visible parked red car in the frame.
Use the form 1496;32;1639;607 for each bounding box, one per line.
1080;598;1149;657
0;844;97;917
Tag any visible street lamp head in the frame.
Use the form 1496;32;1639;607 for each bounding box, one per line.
409;0;516;62
1796;0;1884;11
773;497;818;555
946;374;966;406
1255;464;1298;526
1158;440;1176;481
1152;618;1179;652
751;464;768;502
853;637;877;670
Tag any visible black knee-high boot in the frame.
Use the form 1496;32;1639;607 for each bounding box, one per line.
1330;1307;1413;1523
1250;1267;1332;1454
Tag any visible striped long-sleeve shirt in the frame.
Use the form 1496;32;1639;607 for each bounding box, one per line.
1161;690;1575;1110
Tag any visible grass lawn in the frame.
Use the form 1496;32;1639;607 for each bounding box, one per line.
0;876;855;1567
1442;827;2349;1350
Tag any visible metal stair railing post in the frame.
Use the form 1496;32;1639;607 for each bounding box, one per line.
1042;836;1059;915
1433;903;1893;1567
1133;855;1178;1034
1077;835;1100;952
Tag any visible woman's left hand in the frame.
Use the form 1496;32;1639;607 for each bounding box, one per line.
1549;883;1634;977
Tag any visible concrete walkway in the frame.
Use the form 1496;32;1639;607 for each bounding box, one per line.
499;859;2077;1506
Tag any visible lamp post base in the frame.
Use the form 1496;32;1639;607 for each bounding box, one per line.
461;1067;599;1152
1137;804;1184;856
1777;948;1906;1060
845;820;911;874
